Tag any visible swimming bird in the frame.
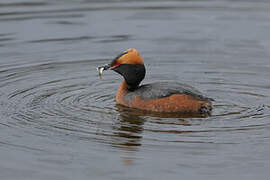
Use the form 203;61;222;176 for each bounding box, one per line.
97;48;213;114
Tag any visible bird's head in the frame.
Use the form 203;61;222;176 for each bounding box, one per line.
97;48;146;90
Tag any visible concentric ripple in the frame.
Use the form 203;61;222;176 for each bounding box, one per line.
0;59;269;151
1;0;270;179
1;60;120;144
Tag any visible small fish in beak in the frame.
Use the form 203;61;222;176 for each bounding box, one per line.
97;66;104;76
97;64;111;77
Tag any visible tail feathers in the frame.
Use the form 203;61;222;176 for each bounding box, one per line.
199;103;212;115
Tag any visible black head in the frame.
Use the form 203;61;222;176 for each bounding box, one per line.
113;64;145;90
98;48;146;90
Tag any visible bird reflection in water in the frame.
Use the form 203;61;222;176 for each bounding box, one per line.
113;105;145;149
112;104;209;165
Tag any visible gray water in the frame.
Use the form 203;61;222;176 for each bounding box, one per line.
1;0;270;179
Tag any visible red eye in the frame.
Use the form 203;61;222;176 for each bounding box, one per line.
111;62;120;69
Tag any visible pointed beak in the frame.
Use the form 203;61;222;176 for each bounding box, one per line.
97;51;127;77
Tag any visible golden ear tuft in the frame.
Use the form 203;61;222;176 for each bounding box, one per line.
117;48;144;65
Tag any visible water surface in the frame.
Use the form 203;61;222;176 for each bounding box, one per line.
1;0;270;179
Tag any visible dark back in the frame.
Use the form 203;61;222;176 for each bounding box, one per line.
124;82;213;103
